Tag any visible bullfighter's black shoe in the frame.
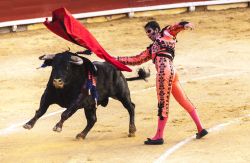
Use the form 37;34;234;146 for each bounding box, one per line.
196;129;208;139
144;138;164;145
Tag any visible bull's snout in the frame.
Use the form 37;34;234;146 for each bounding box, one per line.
53;78;64;89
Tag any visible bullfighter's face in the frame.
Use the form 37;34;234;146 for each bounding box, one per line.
145;27;160;41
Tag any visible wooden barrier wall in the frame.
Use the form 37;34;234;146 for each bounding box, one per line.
0;0;199;22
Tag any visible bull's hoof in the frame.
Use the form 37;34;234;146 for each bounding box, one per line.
76;133;86;140
23;123;33;130
129;125;137;135
53;126;62;132
128;133;136;137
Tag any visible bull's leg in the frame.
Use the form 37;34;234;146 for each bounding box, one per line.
118;96;136;137
23;93;51;129
53;108;78;132
53;93;84;132
76;107;97;139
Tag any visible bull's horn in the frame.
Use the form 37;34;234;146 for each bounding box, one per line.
39;54;55;60
70;56;83;65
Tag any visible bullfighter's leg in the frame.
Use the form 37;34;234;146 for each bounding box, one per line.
76;106;97;139
23;93;51;129
118;95;136;137
53;108;78;132
144;57;174;145
171;72;208;138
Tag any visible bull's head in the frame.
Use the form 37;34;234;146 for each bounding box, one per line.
39;52;84;89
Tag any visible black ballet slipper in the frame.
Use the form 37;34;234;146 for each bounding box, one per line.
196;129;208;139
144;138;164;145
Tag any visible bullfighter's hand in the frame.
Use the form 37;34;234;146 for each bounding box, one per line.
184;23;194;30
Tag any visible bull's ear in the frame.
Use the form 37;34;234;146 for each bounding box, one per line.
37;60;53;69
43;60;53;67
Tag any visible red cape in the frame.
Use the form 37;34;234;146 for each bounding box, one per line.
44;7;132;72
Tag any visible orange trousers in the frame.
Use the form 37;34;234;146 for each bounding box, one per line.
155;57;195;118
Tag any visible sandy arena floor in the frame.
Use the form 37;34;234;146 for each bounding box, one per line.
0;8;250;163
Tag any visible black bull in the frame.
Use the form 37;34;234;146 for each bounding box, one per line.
23;51;138;139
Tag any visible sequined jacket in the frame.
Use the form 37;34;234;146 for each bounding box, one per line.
117;21;190;65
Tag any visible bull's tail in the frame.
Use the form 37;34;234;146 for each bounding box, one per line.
126;68;150;81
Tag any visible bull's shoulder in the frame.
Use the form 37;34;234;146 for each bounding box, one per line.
93;61;117;71
93;61;124;79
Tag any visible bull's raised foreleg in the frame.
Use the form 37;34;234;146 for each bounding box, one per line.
76;106;97;139
23;93;51;129
119;96;136;137
53;93;84;132
53;108;78;132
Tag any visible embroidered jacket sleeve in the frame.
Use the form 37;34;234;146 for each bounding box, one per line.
117;48;151;66
163;21;191;37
